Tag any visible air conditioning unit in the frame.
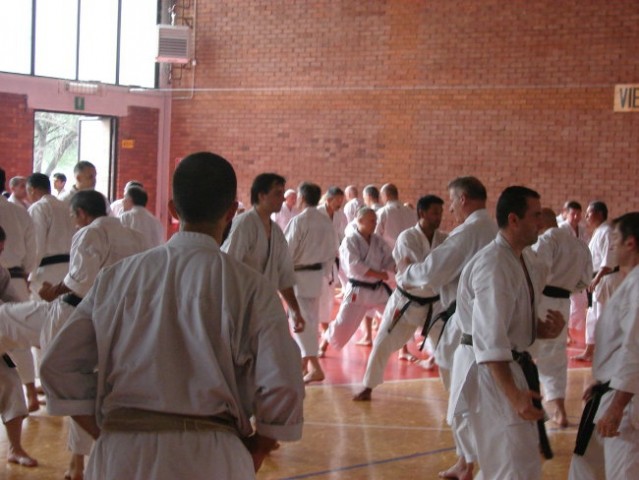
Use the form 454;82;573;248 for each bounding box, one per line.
156;25;191;64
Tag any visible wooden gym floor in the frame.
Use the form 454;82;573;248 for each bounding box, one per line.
2;329;592;479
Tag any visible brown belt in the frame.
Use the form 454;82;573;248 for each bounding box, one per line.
102;408;238;436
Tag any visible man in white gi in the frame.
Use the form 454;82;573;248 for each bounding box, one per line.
271;188;299;231
52;172;67;198
574;201;617;362
569;211;639;480
363;184;382;211
285;182;339;383
343;185;363;223
375;183;415;250
353;195;447;401
0;177;39;412
58;161;97;204
109;180;143;217
530;208;593;428
119;186;164;249
26;173;76;299
0;227;37;468
449;186;564;480
223;173;305;334
320;207;395;354
8;176;30;209
40;152;305;480
396;177;495;480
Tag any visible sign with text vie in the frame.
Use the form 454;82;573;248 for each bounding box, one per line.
614;84;639;112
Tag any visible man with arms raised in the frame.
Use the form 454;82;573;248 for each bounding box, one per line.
40;152;305;479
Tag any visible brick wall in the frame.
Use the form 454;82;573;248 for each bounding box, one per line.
170;0;639;231
0;93;34;183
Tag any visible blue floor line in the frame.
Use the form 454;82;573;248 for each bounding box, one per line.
281;445;457;479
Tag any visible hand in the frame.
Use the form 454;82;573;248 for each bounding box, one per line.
512;389;545;421
290;310;305;333
582;381;598;403
537;309;565;339
596;406;623;438
243;433;277;472
38;282;57;302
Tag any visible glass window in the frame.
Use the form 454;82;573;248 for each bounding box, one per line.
78;0;118;84
119;0;158;88
0;2;32;74
34;0;79;79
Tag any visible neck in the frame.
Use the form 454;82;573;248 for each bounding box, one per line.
418;222;435;242
180;221;226;245
358;228;371;243
500;230;526;257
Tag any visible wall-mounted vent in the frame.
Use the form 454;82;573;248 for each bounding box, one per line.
157;25;191;64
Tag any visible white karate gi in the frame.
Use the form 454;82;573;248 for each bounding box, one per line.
27;194;75;298
222;208;295;292
362;226;447;389
529;227;592;401
324;230;395;350
343;198;363;223
8;193;30;209
119;206;165;250
317;205;348;322
449;234;544;480
271;203;299;231
569;266;639;480
375;200;415;249
40;232;305;480
586;222;617;344
109;198;125;217
285;207;339;356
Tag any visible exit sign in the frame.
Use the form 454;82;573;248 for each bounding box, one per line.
614;84;639;112
74;96;85;111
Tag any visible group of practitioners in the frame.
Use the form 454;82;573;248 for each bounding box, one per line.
0;152;637;479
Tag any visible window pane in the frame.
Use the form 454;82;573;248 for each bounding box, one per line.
35;0;78;79
78;0;118;84
119;0;157;88
0;2;32;74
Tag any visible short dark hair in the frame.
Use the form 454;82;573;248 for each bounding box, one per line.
565;200;582;211
0;225;5;242
74;161;96;174
298;182;321;207
416;195;444;217
447;176;487;201
250;173;285;205
589;201;608;221
381;183;399;200
53;172;67;182
70;190;107;218
363;185;379;202
173;152;236;223
326;186;344;199
613;212;639;251
126;186;148;207
27;173;51;193
496;186;540;228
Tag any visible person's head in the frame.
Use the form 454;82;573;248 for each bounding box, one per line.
496;186;541;248
447;176;487;223
70;190;108;228
416;195;444;231
356;207;377;237
325;186;345;212
170;152;237;228
345;185;358;202
586;201;608;228
539;207;558;233
380;183;399;204
123;180;143;196
123;186;148;212
284;189;297;209
9;176;27;200
250;173;286;214
564;200;582;228
0;225;5;255
612;212;639;268
52;172;67;192
74;161;97;190
363;184;380;207
26;173;51;203
298;182;321;207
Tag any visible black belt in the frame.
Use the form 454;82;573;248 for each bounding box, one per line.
460;334;553;459
348;278;392;297
2;353;16;368
62;293;82;307
574;381;612;456
8;267;27;279
294;263;322;271
40;254;71;267
423;301;456;349
588;267;620;307
386;286;439;335
542;285;571;299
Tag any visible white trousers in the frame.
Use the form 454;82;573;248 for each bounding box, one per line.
585;300;602;345
0;358;28;423
292;296;321;357
7;278;36;385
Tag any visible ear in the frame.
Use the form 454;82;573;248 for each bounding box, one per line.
168;199;179;220
225;200;239;223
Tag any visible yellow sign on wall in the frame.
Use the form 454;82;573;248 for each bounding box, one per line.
614;84;639;112
121;139;135;149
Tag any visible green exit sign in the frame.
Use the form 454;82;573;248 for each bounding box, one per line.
74;96;85;111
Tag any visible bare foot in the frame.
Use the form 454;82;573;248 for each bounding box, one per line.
416;357;436;371
303;370;325;384
25;384;40;413
7;451;38;468
353;388;372;401
355;338;372;346
398;351;418;363
318;340;328;358
438;457;473;479
571;352;593;362
551;411;569;428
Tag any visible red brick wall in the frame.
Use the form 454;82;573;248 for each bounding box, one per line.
170;0;639;231
0;93;34;184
